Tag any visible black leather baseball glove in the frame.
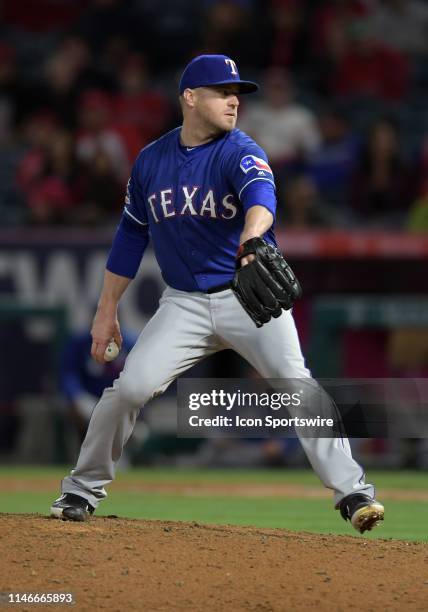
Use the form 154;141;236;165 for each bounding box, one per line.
232;237;302;328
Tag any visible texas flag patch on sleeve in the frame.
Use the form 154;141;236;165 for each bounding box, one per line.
240;155;273;175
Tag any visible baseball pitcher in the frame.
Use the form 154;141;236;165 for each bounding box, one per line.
51;55;384;533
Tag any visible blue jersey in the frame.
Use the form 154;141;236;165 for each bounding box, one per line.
108;127;277;292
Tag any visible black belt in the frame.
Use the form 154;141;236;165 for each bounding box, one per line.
205;281;232;294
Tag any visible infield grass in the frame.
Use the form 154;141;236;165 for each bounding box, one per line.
0;467;426;542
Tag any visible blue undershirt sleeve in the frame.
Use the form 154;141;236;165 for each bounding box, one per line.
106;214;150;279
239;179;277;219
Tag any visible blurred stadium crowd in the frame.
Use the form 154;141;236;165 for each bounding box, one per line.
2;0;428;230
1;0;428;470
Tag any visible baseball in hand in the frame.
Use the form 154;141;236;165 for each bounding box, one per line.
104;340;120;362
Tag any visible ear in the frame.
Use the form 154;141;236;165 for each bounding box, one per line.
183;88;196;108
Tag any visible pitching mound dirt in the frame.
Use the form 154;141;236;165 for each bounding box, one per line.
1;514;427;611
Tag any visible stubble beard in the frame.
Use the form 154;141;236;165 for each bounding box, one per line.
201;107;236;137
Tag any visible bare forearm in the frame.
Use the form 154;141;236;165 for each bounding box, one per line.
91;270;131;363
240;205;274;244
97;270;132;312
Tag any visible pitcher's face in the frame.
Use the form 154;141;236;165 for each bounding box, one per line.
191;84;240;133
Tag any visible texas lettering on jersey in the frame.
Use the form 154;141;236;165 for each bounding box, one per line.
146;188;237;222
116;128;278;291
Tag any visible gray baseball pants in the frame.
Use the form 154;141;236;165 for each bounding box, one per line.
62;286;375;508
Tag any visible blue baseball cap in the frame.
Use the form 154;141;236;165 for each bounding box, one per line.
179;54;259;95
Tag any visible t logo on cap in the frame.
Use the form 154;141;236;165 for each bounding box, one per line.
225;59;238;76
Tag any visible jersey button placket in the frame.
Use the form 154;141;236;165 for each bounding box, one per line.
178;160;198;283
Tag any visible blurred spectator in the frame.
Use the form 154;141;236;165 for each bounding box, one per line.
238;68;320;171
2;0;86;33
136;0;204;69
31;129;81;225
0;144;25;226
59;330;135;441
75;0;140;54
200;0;267;69
328;19;409;101
98;34;133;85
0;43;28;225
18;104;124;226
407;181;428;232
369;0;428;56
17;112;59;192
26;35;116;129
281;175;331;229
76;89;129;181
306;107;359;211
113;54;172;160
349;118;416;228
1;1;428;232
75;150;124;226
416;136;428;196
267;0;312;68
0;43;19;131
14;34;109;129
311;0;370;56
41;36;93;128
16;116;82;225
27;177;74;225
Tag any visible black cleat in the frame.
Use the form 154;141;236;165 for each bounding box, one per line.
50;493;95;522
339;493;384;534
